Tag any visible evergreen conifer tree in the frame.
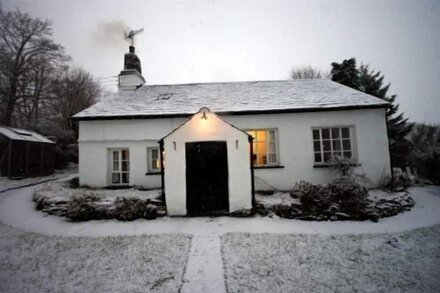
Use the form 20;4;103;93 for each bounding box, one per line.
330;58;413;167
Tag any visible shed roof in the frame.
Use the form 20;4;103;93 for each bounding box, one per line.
73;79;389;120
0;126;55;144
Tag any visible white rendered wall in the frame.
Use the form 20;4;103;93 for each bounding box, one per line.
78;117;185;188
225;108;391;189
163;111;253;216
78;108;391;191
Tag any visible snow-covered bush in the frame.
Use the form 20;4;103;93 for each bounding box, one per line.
114;197;157;221
290;181;331;212
66;193;103;221
33;181;166;221
328;176;368;217
289;176;369;220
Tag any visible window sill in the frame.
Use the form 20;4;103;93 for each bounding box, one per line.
145;171;161;176
253;165;285;169
313;163;361;168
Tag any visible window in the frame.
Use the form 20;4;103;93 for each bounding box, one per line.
111;149;129;184
313;127;354;164
147;147;161;172
247;129;278;166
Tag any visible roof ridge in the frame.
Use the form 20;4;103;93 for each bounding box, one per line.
144;78;326;88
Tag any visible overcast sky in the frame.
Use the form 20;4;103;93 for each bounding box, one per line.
3;0;440;123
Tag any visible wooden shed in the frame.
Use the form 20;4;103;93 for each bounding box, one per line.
0;126;55;178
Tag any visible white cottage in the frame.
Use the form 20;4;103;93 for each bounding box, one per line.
73;46;391;216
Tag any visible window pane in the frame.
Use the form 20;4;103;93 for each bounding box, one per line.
152;159;159;170
269;153;277;164
261;155;267;165
122;150;129;160
332;140;341;151
113;161;119;171
256;154;267;165
151;149;158;160
323;152;331;162
313;141;321;152
343;151;352;158
113;151;119;161
323;140;331;151
112;173;120;184
341;128;350;138
256;130;266;142
268;142;276;153
313;129;320;140
255;142;266;159
334;151;342;157
122;173;129;184
122;161;129;171
342;139;351;151
314;152;322;163
322;128;330;139
331;128;340;139
269;130;276;141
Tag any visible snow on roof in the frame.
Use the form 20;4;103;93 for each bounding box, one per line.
73;79;389;119
0;126;55;144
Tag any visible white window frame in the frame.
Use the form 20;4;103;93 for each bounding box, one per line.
246;128;279;167
147;147;161;173
110;149;130;185
312;126;356;165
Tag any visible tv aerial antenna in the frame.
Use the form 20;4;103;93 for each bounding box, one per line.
124;28;144;46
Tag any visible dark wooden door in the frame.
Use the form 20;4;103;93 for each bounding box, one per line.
186;141;229;215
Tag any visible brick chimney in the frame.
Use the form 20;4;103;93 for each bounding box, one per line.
118;46;145;90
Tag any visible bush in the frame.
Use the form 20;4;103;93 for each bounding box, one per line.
114;197;157;221
290;176;369;220
291;181;331;212
66;193;101;221
328;176;368;217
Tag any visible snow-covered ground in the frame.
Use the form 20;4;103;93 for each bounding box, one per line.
1;183;439;237
222;225;440;292
0;222;191;293
256;191;300;207
0;164;78;193
0;181;440;293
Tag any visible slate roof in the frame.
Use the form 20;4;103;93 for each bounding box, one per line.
0;126;55;143
73;79;389;120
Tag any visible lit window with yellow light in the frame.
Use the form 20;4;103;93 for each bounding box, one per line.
246;129;278;166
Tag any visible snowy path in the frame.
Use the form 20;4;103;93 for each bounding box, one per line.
0;183;440;238
181;235;226;293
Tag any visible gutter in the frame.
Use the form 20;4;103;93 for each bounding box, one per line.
72;104;389;121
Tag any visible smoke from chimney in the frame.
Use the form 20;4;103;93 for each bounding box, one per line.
90;20;131;50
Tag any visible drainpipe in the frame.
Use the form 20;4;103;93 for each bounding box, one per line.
384;107;394;183
159;140;165;202
249;135;256;206
8;139;12;178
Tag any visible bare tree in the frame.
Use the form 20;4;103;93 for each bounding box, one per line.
290;66;327;79
42;67;100;132
0;9;69;126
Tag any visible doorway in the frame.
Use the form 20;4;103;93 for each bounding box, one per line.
185;141;229;215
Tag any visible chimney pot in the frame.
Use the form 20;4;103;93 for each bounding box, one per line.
129;46;135;53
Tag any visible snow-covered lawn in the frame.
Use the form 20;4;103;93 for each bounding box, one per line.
0;223;191;293
0;164;77;193
222;224;440;293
